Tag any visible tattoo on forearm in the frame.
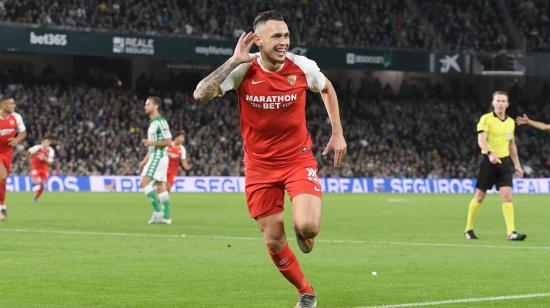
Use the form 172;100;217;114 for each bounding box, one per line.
196;60;239;100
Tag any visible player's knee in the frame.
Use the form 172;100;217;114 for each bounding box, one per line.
295;221;320;239
474;191;486;202
264;235;286;252
139;180;149;189
501;195;513;203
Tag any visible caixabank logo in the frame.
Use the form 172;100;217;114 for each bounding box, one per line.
112;36;155;55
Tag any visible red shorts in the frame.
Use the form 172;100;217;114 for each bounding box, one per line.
244;157;322;219
167;169;177;187
31;169;48;183
0;152;12;174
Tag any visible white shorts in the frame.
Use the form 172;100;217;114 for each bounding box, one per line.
141;155;168;183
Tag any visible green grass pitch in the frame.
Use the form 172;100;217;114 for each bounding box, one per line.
1;192;549;307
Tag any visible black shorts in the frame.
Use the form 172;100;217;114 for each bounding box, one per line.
475;155;513;191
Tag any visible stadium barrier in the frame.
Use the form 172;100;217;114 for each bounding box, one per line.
7;176;550;193
0;25;428;71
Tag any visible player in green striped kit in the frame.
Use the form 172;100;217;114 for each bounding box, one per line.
139;97;173;224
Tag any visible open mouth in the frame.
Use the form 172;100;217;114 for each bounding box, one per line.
275;49;286;57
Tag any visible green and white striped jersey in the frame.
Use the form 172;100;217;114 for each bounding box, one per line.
147;115;172;156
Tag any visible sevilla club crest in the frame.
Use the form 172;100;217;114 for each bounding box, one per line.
287;75;297;86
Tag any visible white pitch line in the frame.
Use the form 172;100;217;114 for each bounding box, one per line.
354;292;550;308
1;228;550;251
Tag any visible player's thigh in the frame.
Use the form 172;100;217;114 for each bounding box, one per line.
496;158;513;198
139;176;152;188
476;157;496;191
291;194;322;236
0;160;8;181
256;211;286;250
31;169;40;184
166;171;177;191
39;171;48;183
244;161;285;219
246;183;285;219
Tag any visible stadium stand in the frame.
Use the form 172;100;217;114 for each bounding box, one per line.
2;67;549;178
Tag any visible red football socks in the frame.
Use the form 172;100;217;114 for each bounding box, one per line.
34;185;44;200
269;243;314;295
0;180;6;204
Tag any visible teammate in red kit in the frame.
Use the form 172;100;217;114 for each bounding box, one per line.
26;138;55;203
167;130;192;192
0;97;27;221
194;11;346;308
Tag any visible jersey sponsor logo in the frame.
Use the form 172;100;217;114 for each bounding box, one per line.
168;152;180;158
0;128;15;136
251;80;265;85
245;94;298;110
287;75;297;86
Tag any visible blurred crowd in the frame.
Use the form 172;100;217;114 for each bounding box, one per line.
4;0;548;51
2;77;549;178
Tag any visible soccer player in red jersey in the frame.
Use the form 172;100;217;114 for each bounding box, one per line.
194;11;346;308
167;130;192;192
26;138;55;203
0;97;27;221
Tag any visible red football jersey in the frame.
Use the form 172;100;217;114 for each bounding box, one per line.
0;112;26;154
29;145;55;171
220;53;326;164
167;143;187;172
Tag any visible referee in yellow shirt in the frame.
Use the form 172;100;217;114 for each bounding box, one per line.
464;91;527;241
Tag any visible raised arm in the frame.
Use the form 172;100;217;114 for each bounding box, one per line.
320;79;347;167
193;32;258;103
516;114;550;131
142;139;172;148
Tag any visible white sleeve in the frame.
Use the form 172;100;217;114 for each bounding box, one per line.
28;145;40;155
219;60;253;95
48;148;55;163
160;119;172;140
180;146;187;160
12;112;26;133
288;53;327;92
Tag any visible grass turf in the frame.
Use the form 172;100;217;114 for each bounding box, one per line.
1;192;549;307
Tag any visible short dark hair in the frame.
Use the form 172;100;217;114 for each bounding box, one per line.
254;10;285;30
493;91;508;98
147;96;162;108
175;130;186;138
0;96;14;104
43;136;56;144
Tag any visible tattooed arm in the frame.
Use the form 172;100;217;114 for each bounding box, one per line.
193;32;259;103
